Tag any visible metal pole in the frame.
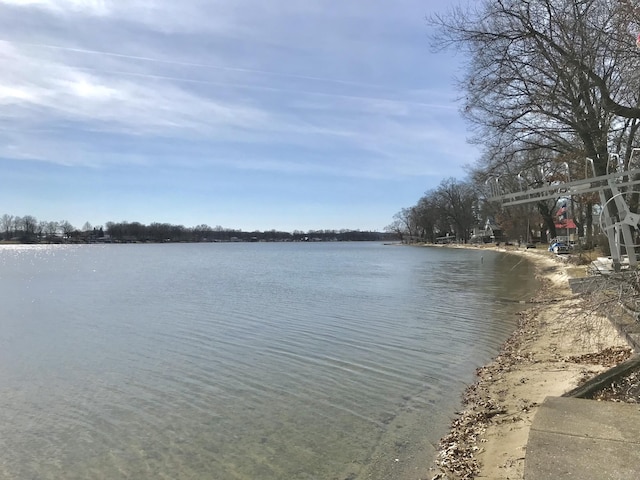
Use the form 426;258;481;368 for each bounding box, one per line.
564;162;571;244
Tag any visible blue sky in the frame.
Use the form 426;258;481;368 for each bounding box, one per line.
0;0;476;232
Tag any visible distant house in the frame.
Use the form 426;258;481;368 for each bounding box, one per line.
472;219;504;243
435;234;455;244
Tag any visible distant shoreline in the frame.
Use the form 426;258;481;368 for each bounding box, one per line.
0;234;395;245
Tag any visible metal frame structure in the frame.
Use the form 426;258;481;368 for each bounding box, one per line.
487;159;640;271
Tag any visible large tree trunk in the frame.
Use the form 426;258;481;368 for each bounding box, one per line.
537;203;556;241
585;202;593;249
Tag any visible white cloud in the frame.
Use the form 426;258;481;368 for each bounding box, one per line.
0;0;111;15
0;85;38;103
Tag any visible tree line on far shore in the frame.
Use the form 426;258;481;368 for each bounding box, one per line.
0;214;394;244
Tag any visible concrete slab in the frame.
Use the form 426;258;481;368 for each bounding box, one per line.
526;431;640;479
524;397;640;480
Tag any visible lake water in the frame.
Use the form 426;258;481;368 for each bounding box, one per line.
0;242;537;480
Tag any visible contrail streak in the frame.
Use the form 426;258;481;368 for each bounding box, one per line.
69;65;456;110
0;38;388;91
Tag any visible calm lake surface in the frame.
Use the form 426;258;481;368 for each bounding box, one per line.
0;242;537;479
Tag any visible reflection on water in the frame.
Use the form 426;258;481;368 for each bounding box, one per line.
0;243;537;479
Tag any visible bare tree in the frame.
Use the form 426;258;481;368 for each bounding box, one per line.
430;0;640;176
59;220;75;238
0;214;13;240
433;178;478;243
386;208;424;243
384;218;406;243
414;192;440;243
20;215;37;242
46;221;59;239
37;220;47;240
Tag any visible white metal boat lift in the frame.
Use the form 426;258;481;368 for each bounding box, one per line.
487;156;640;271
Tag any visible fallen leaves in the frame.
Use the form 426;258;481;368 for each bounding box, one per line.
592;369;640;402
565;346;633;367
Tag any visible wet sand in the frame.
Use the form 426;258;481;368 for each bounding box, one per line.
428;246;632;480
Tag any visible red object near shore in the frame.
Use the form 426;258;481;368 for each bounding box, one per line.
555;219;577;230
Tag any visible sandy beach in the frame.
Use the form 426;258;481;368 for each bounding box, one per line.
429;246;632;480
